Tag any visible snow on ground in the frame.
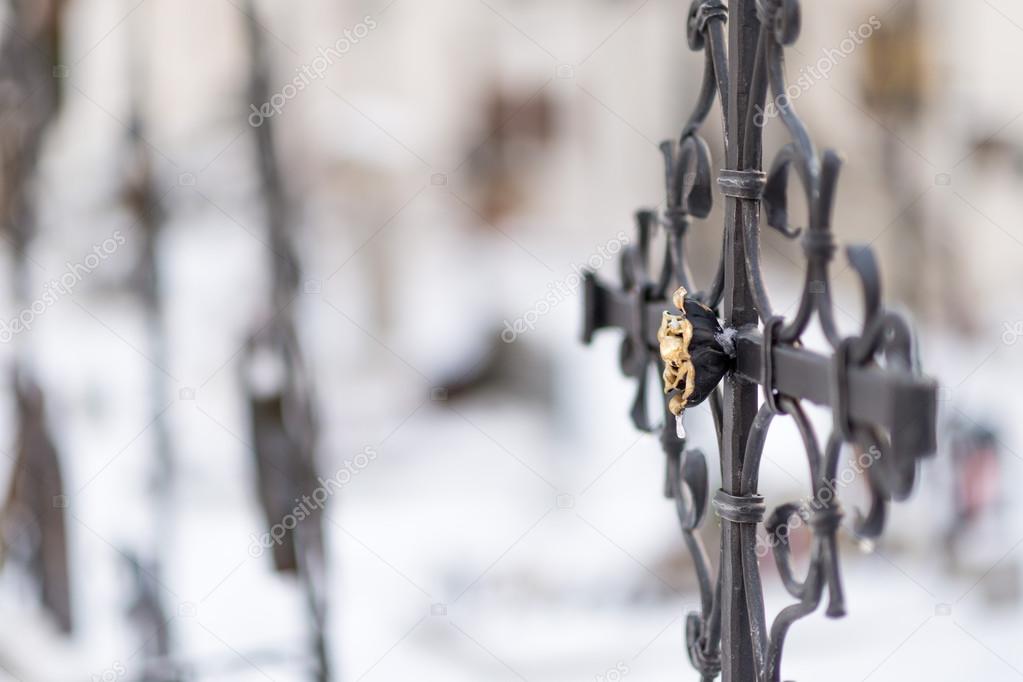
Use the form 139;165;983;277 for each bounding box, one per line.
0;209;1020;681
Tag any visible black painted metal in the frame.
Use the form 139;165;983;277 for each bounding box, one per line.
582;1;938;680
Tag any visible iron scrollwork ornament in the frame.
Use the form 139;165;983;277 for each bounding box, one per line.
582;1;938;680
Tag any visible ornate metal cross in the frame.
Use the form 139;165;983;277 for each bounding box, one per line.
582;1;938;680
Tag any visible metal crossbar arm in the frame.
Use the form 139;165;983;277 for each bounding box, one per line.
732;330;937;459
583;277;936;459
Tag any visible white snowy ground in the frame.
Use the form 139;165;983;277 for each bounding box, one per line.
0;176;1020;682
324;369;1023;682
4;272;1019;682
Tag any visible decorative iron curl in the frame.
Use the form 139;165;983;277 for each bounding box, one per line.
735;0;929;677
650;5;734;676
618;210;660;432
669;447;721;681
609;0;731;435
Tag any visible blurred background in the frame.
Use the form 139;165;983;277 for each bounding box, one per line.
0;0;1020;680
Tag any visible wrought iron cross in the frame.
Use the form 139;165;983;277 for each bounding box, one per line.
582;1;938;680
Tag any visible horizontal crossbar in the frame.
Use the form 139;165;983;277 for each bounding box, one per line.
582;273;937;459
733;329;937;459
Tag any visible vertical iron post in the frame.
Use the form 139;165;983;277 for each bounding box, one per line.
720;2;760;679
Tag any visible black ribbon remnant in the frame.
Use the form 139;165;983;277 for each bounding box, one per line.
662;288;736;417
673;294;735;411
